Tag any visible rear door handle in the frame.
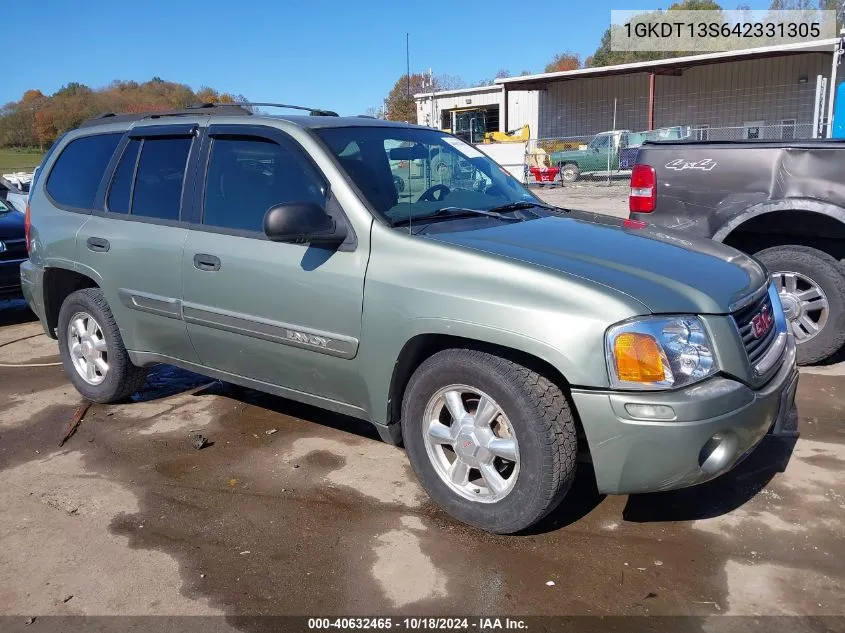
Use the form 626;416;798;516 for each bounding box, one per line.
86;237;110;252
193;253;221;272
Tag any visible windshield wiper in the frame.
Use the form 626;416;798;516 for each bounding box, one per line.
486;201;554;214
390;206;521;227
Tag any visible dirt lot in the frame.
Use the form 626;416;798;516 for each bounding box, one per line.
534;182;629;218
1;294;844;629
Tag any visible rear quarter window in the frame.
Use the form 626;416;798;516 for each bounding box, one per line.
45;133;122;210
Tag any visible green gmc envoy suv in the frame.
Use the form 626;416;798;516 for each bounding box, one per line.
22;103;799;534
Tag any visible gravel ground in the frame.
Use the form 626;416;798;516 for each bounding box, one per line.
534;182;629;218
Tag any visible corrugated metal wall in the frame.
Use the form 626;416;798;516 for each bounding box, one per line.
507;90;539;136
531;51;831;140
537;74;650;139
654;53;831;139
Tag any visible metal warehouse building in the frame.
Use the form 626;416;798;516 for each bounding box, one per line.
415;38;840;143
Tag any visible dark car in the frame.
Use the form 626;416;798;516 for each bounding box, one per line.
0;197;26;298
630;138;845;365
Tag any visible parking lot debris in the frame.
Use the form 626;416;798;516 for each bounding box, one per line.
265;429;278;435
654;560;664;566
191;434;210;450
546;581;555;587
25;617;35;625
62;594;73;603
59;402;91;447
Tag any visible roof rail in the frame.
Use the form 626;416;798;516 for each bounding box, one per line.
79;103;253;128
78;101;338;128
232;102;339;116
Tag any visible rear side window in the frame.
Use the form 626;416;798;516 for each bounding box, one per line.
202;136;326;233
45;133;122;209
107;139;141;214
131;137;192;221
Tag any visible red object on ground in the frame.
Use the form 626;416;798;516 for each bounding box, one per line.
529;166;560;182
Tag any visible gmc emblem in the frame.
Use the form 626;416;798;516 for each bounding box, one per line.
750;307;774;339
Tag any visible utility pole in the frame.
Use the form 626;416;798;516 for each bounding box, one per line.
406;33;410;98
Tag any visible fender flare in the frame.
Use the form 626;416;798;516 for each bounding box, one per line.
712;198;845;243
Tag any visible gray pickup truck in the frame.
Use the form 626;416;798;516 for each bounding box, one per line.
23;105;798;533
631;140;845;366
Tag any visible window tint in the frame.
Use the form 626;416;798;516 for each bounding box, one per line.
203;137;326;232
131;137;192;221
107;139;140;214
46;133;122;209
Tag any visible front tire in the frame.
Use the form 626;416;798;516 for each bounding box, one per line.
401;349;578;534
755;245;845;365
58;288;148;403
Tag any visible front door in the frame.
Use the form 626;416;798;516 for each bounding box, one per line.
75;126;200;363
181;125;369;406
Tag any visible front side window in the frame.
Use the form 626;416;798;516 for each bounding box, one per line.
316;126;538;225
202;136;326;233
589;134;611;152
46;133;122;209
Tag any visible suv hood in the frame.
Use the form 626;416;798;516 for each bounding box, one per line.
426;211;767;314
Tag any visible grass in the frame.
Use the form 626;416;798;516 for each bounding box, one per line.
0;148;44;173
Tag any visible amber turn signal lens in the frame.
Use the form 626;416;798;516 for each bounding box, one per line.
613;333;666;383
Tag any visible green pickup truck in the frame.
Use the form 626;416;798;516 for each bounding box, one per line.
550;127;689;182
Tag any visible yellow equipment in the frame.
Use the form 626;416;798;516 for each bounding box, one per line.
483;124;530;143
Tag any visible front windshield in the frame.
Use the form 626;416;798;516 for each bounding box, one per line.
315;126;541;225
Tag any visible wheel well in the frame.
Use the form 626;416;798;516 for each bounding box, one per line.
387;334;587;448
723;210;845;261
43;268;99;339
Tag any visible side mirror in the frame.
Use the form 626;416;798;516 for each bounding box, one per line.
263;202;347;245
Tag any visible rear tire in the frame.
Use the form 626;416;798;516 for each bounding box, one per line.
754;245;845;365
57;288;148;403
560;163;580;183
401;349;578;534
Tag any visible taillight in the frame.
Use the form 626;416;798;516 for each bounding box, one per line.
629;164;656;213
24;202;32;254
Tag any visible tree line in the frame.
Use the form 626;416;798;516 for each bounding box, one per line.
0;78;245;150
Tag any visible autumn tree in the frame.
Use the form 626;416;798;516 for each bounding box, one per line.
544;52;582;73
385;73;432;122
0;79;249;149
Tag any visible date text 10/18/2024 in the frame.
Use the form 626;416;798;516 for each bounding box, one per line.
308;618;528;630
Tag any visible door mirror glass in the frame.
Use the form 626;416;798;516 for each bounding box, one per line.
263;202;346;245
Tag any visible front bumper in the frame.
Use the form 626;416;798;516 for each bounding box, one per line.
572;334;798;495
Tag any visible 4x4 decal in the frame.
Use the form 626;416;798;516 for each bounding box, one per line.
665;158;717;171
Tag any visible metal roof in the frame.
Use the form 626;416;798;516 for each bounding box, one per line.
495;38;839;88
414;84;502;99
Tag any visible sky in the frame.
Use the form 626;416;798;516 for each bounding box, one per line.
5;0;778;116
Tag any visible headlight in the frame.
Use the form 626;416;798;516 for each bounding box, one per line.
605;316;718;390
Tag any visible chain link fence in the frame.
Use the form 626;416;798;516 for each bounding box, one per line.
516;77;825;186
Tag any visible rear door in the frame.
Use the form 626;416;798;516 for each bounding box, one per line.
180;124;368;405
75;124;201;362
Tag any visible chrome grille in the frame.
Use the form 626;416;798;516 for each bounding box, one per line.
733;291;776;365
0;238;26;261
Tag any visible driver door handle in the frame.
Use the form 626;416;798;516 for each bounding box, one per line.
193;253;221;272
